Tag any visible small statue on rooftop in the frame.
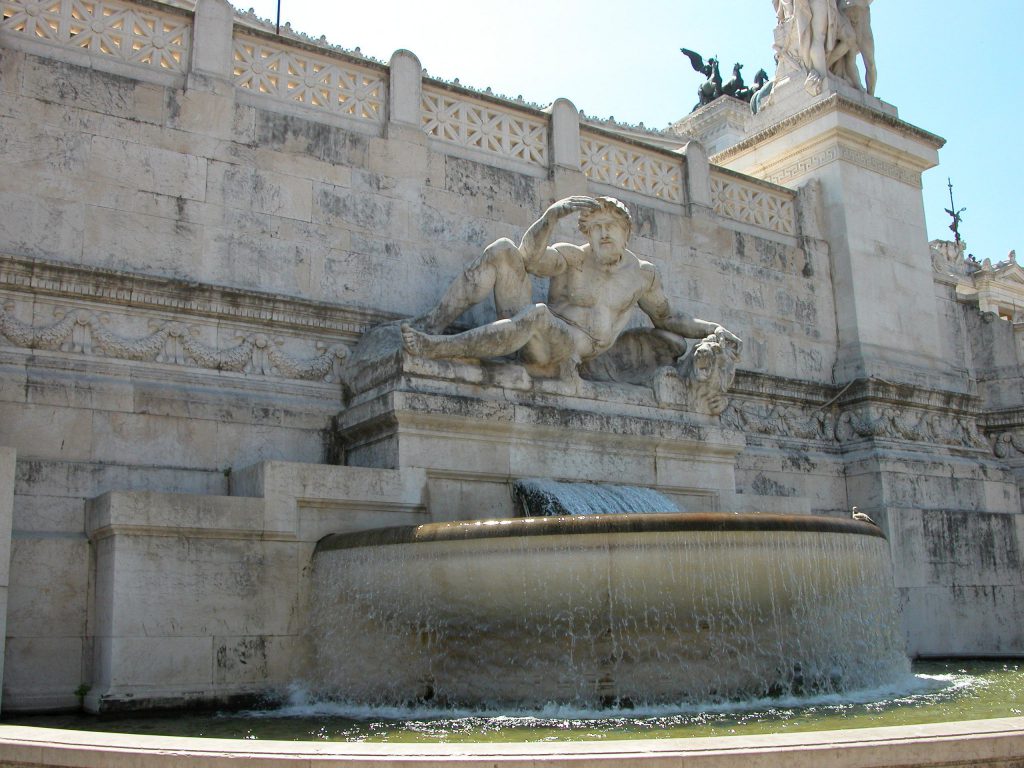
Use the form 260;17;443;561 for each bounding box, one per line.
945;178;966;247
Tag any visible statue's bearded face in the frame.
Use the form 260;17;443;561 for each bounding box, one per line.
582;212;629;265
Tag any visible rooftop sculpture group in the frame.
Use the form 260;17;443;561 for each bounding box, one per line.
680;49;771;113
682;1;877;114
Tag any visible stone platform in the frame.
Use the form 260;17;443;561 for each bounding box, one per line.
336;341;748;520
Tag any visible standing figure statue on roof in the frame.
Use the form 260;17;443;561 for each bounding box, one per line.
772;0;876;97
838;0;876;95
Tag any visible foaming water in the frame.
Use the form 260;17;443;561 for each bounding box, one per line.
10;662;1021;742
258;671;948;722
309;516;908;708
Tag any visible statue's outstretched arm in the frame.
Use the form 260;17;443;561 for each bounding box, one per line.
639;263;741;344
518;196;599;276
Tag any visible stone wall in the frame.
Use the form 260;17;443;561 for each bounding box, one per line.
0;0;1021;711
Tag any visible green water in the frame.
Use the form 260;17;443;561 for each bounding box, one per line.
5;661;1022;743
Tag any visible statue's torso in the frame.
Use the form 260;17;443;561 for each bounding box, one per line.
547;249;648;358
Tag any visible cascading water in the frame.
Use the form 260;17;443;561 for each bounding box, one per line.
309;513;909;709
511;478;679;516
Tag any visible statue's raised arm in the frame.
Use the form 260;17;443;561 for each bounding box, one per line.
518;196;601;276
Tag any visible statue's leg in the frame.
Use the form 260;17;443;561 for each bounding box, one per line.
808;4;829;76
858;15;876;94
411;238;530;333
402;303;573;364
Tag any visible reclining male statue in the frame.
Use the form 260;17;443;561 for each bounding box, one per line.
401;195;740;385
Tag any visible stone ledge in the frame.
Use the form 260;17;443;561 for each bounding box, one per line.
1;718;1024;767
86;491;273;541
713;93;946;168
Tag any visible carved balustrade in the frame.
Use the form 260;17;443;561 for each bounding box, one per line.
1;0;191;72
579;130;684;204
710;169;797;237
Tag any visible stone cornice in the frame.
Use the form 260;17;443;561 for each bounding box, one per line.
0;253;394;338
753;135;926;189
982;408;1024;431
730;371;984;416
711;94;946;166
833;376;980;414
672;97;752;138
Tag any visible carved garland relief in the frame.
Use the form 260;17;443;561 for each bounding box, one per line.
722;399;989;451
0;302;348;382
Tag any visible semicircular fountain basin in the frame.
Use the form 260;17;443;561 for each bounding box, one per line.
310;513;908;710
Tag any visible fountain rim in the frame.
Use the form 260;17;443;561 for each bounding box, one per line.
316;512;885;553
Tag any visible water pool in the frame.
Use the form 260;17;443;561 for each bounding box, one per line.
5;661;1021;743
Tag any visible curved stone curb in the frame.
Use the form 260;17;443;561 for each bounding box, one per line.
1;717;1024;767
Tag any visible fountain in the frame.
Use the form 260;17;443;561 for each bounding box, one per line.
6;1;1024;764
309;511;908;709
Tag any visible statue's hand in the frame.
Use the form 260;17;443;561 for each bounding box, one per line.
546;196;600;220
714;325;742;349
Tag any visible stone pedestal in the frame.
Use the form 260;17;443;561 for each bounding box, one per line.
708;89;1024;654
336;350;747;521
713;84;954;390
670;97;754;157
83;465;428;713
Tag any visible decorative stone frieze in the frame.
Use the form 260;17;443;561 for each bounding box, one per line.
579;131;684;203
421;83;548;166
709;170;796;236
0;0;191;72
833;404;987;449
0;255;413;385
991;431;1024;459
723;373;988;451
721;399;836;442
0;301;349;382
233;32;386;123
761;144;922;189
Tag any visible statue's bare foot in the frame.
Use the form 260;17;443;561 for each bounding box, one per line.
804;70;823;96
401;322;443;358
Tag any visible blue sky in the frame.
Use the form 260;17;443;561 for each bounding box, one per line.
240;1;1022;261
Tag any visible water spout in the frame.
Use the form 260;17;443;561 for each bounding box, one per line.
511;478;679;516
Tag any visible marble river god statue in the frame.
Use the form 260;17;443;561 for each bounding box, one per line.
396;196;741;415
